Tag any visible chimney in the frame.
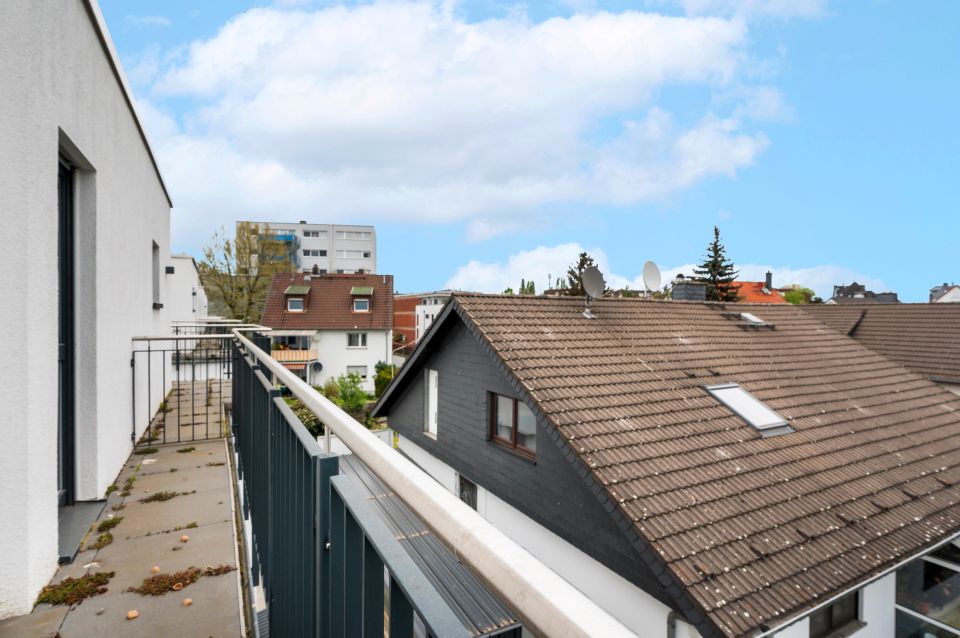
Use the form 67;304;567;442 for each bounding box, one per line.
765;271;773;290
299;220;307;224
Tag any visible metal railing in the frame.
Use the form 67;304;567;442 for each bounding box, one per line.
131;334;236;446
232;329;636;638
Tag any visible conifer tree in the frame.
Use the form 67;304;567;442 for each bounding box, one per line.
564;252;598;296
693;226;741;302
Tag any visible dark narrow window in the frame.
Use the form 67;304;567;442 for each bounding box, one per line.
58;158;75;507
458;475;477;510
489;393;536;455
151;241;161;309
809;590;859;638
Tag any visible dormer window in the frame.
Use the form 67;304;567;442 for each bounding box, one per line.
353;298;369;312
287;297;304;312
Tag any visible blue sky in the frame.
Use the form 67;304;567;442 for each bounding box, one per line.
99;0;959;301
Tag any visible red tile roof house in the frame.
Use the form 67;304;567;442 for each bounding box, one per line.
373;293;960;638
260;273;393;392
733;272;789;304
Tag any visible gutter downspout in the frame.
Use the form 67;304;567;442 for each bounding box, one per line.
667;611;683;638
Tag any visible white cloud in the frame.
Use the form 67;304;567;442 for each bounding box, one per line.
445;243;885;299
125;15;172;28
133;2;787;251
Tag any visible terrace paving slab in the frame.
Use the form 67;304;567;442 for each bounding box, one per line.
114;486;231;539
0;433;244;638
0;606;68;638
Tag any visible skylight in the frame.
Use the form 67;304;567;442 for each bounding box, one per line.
706;383;793;436
740;312;766;325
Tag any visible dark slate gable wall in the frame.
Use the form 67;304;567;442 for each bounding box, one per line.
388;319;672;607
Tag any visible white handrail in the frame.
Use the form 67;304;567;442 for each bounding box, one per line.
233;329;637;638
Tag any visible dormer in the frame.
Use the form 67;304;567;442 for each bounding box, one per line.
284;284;310;312
350;285;373;313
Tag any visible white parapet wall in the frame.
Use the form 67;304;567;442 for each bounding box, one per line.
0;0;193;618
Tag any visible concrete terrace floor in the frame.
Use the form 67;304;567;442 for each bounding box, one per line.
0;439;246;638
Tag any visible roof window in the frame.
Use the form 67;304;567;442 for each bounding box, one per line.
706;383;793;436
740;312;768;326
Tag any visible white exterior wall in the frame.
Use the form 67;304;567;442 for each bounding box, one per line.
0;0;193;617
396;436;686;638
166;256;208;321
415;294;449;342
312;329;392;393
772;573;895;637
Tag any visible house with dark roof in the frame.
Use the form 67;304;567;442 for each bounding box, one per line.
802;303;960;397
260;272;393;391
827;282;899;305
373;293;960;638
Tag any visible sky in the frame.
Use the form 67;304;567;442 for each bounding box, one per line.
98;0;960;301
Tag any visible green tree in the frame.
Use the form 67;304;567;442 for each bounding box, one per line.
199;222;294;322
502;287;515;295
564;252;598;296
693;227;740;302
518;279;536;295
783;285;816;305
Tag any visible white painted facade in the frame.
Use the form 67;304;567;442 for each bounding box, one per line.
0;0;197;618
307;328;392;393
166;255;209;321
241;221;377;274
415;293;450;342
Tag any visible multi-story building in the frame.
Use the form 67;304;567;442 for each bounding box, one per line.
240;220;377;274
259;272;394;393
395;291;453;350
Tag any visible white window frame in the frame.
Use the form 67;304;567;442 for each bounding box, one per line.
347;332;367;348
346;365;368;379
287;297;305;312
424;369;438;437
706;383;791;435
353;298;370;312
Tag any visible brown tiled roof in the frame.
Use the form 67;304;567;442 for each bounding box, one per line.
441;294;960;637
260;272;393;330
803;304;960;384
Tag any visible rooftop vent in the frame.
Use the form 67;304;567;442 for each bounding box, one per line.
706;383;793;437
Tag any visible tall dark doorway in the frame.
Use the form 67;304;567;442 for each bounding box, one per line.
58;158;75;507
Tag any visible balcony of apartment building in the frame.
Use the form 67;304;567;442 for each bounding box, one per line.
0;321;633;638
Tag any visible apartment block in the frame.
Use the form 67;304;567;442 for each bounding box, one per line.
240;220;377;274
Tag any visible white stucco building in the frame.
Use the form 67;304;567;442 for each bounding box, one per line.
260;273;394;393
240;220;377;275
415;291;451;342
167;254;209;321
0;0;202;618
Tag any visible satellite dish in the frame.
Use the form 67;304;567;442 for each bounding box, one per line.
580;266;605;319
582;266;606;299
642;261;662;296
311;361;323;372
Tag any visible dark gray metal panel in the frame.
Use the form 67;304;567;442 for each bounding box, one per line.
385;319;674;607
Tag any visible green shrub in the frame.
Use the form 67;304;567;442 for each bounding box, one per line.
374;364;398;398
337;373;367;414
321;378;339;401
